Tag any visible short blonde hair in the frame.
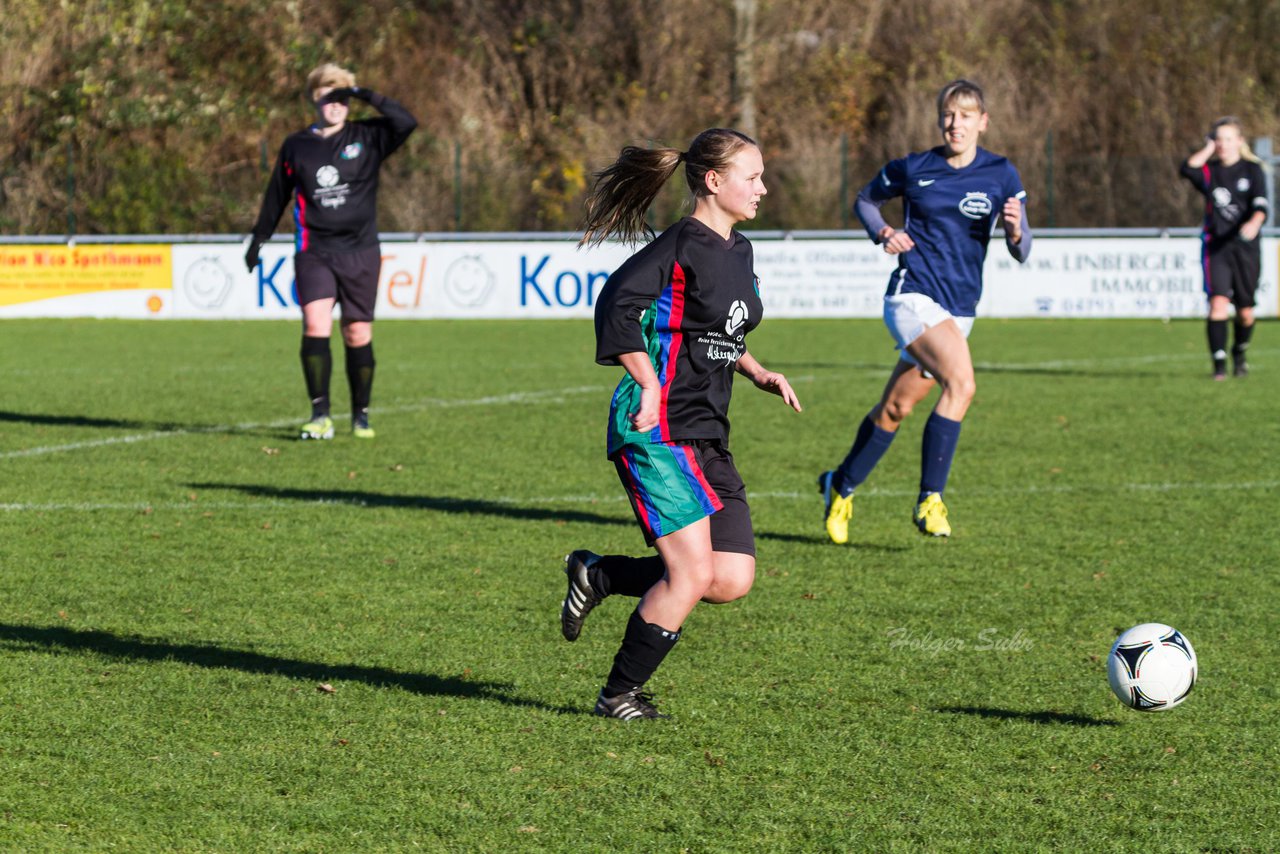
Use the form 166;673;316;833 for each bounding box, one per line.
937;79;986;116
306;63;356;102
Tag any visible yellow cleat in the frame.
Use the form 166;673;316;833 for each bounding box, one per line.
352;413;375;439
913;492;951;537
818;471;854;545
299;415;334;440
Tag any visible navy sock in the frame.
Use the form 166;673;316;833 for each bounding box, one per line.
603;608;680;698
591;555;665;598
344;342;376;416
834;416;897;496
300;336;331;418
919;412;962;499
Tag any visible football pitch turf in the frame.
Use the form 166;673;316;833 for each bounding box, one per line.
1;317;1276;851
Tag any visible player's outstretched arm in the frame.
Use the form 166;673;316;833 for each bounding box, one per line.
736;352;802;412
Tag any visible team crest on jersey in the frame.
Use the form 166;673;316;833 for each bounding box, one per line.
341;142;363;160
958;192;993;220
1235;176;1250;192
725;300;749;336
316;165;341;188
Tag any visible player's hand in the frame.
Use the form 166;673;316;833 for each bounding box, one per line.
630;385;661;432
1001;197;1023;244
879;227;915;255
1240;220;1262;241
323;87;371;104
751;371;802;412
244;239;262;273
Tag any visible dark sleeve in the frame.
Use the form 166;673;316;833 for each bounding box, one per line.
855;158;907;242
593;240;669;366
360;91;418;159
1248;162;1270;221
251;142;294;243
1179;160;1209;195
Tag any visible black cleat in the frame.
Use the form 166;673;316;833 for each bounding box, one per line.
561;550;604;642
1233;359;1248;378
593;687;667;720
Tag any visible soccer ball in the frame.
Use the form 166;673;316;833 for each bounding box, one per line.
1106;623;1197;712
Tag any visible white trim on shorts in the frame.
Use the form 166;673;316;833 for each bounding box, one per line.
883;292;975;367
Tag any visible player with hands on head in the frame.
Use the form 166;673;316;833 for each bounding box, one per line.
246;63;417;440
1179;117;1269;379
559;128;801;720
818;78;1030;542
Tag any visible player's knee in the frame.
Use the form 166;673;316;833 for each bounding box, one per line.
882;397;914;424
945;374;977;405
702;561;755;604
670;563;716;602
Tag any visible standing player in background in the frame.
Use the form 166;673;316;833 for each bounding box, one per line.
560;129;802;720
246;63;417;439
817;79;1030;541
1180;117;1269;380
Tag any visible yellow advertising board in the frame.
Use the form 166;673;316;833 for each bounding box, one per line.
0;245;172;314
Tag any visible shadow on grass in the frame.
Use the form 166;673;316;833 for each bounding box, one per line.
972;364;1162;379
936;705;1120;727
0;410;187;431
187;480;812;545
189;481;636;528
0;623;581;715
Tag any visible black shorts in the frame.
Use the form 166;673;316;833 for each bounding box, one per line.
612;439;755;556
294;246;382;322
1205;238;1261;309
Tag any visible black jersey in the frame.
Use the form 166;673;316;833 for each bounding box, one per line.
251;93;417;254
1180;158;1269;247
595;217;763;454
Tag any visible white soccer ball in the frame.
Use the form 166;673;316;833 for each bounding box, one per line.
1106;623;1197;712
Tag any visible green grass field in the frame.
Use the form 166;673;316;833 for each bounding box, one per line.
1;317;1277;852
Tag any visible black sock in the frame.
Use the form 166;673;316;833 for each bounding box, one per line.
1207;319;1228;372
300;336;331;417
1232;319;1254;361
344;342;376;416
603;608;680;698
591;555;665;598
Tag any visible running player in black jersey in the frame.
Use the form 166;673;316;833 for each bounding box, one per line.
559;129;802;720
1180;117;1269;379
247;63;417;439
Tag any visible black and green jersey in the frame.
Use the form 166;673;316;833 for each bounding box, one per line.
595;216;763;455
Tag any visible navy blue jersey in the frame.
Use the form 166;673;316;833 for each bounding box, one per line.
857;146;1028;317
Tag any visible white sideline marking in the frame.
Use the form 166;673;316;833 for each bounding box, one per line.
0;385;608;461
2;480;1276;513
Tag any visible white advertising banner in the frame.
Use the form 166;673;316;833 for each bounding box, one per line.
980;237;1279;318
5;235;1277;320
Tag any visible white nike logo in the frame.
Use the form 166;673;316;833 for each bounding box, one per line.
918;179;936;186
